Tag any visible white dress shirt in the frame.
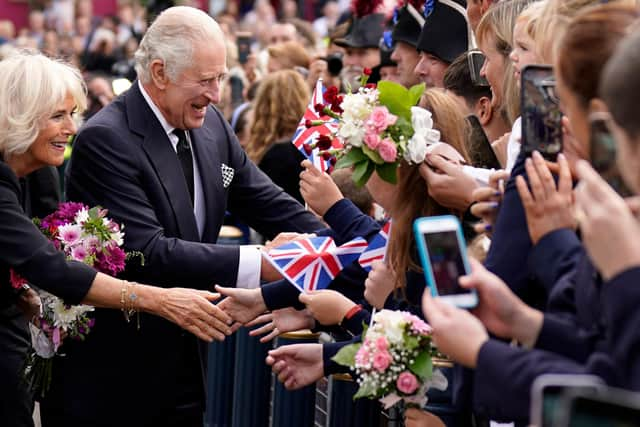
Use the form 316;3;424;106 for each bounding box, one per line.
138;81;261;288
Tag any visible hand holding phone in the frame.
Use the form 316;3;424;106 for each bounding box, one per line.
414;215;478;309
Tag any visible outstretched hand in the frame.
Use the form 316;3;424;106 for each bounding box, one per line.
471;169;510;236
215;286;267;327
267;343;324;390
420;153;479;212
363;261;396;309
298;289;356;326
247;307;315;343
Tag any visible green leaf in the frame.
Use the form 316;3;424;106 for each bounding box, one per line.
409;350;433;380
335;148;367;169
332;343;361;367
408;83;426;107
352;161;374;188
361;145;384;164
354;381;376;399
377;81;412;120
375;162;398;185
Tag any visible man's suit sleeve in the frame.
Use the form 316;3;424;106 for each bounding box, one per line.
66;124;242;287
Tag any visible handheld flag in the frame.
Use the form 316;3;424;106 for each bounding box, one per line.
358;220;392;272
264;236;368;292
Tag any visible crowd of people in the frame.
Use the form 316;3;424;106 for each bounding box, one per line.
2;0;640;426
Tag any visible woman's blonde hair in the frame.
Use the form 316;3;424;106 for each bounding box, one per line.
245;69;309;163
387;89;470;289
0;50;86;158
476;0;536;124
267;41;311;70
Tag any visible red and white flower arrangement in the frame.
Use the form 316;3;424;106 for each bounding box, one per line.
332;309;447;409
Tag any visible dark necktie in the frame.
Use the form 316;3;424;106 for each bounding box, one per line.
174;129;194;205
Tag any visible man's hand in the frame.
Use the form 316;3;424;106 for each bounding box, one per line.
404;408;446;427
247;308;315;343
363;261;396;309
215;286;267;326
260;255;284;282
460;258;543;346
298;290;356;326
264;233;316;252
17;288;41;321
575;160;640;281
421;291;488;368
420;154;479;212
299;160;344;217
491;132;511;169
516;152;576;244
267;343;324;390
471;169;510;236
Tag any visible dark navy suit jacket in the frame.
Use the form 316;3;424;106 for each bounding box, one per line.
51;82;322;425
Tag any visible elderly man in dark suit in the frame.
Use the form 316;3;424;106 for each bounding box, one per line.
43;6;322;427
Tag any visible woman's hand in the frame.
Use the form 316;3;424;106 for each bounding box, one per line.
491;132;511;169
420;154;479;212
215;286;267;325
298;289;356;326
155;288;232;342
267;343;324;390
421;291;488;368
516;152;576;244
575;160;640;281
470;169;510;236
363;261;396;309
247;307;315;343
17;288;41;321
460;258;543;346
299;160;344;216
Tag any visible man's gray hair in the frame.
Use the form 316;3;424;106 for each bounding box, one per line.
135;6;222;83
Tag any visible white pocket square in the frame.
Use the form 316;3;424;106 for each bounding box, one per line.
221;164;234;188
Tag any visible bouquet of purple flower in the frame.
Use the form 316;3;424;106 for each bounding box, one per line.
332;309;447;409
15;202;140;396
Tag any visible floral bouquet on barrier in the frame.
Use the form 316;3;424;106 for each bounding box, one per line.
332;309;447;409
305;72;441;187
10;202;140;396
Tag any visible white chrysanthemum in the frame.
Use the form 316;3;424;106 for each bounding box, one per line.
338;120;365;147
74;208;89;224
48;295;94;330
110;231;124;246
341;92;374;123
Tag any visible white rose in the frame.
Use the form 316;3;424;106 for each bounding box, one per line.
410;106;434;131
338;121;365;147
404;134;429;164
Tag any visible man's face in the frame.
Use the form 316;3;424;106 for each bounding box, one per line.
268;23;297;46
414;52;449;88
158;40;228;130
342;47;380;90
390;41;421;87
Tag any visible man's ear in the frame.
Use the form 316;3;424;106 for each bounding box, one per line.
149;59;169;90
475;96;493;126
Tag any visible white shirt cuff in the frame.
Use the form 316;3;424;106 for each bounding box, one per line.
237;245;262;289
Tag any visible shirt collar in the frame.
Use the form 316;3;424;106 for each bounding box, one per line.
138;80;175;137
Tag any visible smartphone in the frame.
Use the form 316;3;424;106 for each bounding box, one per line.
236;32;252;65
589;112;633;198
530;374;605;427
413;215;478;308
557;386;640;427
467;115;501;170
468;50;490;87
521;65;563;161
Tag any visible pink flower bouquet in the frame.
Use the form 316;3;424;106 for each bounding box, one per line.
332;309;447;409
12;202;141;396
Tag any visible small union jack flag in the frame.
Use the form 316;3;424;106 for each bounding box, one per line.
264;236;368;292
358;221;392;272
291;79;343;173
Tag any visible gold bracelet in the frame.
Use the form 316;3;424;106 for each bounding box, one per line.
127;282;140;330
120;280;129;322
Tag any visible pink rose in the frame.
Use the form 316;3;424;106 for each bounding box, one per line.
364;132;381;149
372;350;392;372
397;371;419;394
355;346;370;366
377;138;397;162
367;106;397;133
375;336;389;352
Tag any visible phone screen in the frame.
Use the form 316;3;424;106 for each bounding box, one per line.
468;50;489;87
467;115;501;169
422;230;468;296
521;65;563;160
237;36;252;65
542;385;563;427
589;117;633;197
568;396;640;427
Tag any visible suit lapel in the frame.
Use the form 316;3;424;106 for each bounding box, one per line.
191;123;224;243
125;83;200;241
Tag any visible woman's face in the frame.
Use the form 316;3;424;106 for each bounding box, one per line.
555;69;590;171
479;34;507;111
510;19;539;86
610;119;640;194
25;93;77;172
365;170;397;214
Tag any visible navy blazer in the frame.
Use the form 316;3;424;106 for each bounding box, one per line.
49;83;323;425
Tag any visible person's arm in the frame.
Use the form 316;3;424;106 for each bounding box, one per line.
323;199;381;244
527;228;584;294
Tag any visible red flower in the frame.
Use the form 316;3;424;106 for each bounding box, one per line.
330;156;337;166
303;143;313;155
322;151;332;160
324;86;339;104
305;119;313;128
316;135;333;151
365;83;377;90
363;68;372;76
9;269;27;290
314;103;326;114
